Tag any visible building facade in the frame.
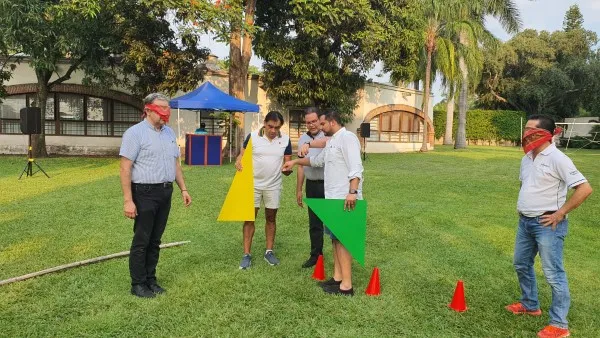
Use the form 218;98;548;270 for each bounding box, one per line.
0;59;433;155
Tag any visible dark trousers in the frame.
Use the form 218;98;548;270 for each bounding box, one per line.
130;183;173;285
306;179;325;257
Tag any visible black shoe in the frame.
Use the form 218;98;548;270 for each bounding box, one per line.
131;284;156;298
323;284;354;296
318;277;342;288
147;283;166;294
302;255;319;268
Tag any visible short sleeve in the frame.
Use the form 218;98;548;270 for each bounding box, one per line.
555;155;587;189
119;128;140;161
285;139;292;155
242;133;251;149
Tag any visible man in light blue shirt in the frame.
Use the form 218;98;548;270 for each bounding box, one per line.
296;107;326;268
119;93;192;298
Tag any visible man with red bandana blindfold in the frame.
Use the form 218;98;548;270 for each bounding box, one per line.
119;93;192;298
505;115;592;338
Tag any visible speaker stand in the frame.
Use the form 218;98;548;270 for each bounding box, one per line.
19;134;50;180
362;137;368;162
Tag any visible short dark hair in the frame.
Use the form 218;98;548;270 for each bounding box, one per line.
200;122;206;128
304;107;319;116
528;114;555;134
321;110;343;125
264;111;285;125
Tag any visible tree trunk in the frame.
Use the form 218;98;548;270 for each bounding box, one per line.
420;44;433;152
443;92;455;145
227;0;256;158
455;56;468;149
31;70;51;157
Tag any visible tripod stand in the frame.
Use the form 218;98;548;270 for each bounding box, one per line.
19;134;50;180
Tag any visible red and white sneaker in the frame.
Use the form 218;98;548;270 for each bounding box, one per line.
537;325;570;338
505;302;542;316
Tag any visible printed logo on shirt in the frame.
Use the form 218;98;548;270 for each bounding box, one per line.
570;170;580;176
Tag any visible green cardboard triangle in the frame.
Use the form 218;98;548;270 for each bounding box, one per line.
304;198;367;266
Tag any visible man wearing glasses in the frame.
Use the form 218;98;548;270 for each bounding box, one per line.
296;107;327;268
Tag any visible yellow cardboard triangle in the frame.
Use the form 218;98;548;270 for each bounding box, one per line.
217;138;255;221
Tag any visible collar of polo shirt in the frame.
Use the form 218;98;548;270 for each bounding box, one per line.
259;126;281;139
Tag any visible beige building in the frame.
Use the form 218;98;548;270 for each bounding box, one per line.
0;59;433;155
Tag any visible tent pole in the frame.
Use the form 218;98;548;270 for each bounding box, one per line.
229;113;233;162
177;108;181;142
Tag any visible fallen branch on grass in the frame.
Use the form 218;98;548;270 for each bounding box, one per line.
0;241;190;287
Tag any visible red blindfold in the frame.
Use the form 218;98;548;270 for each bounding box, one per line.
143;104;171;122
522;127;562;154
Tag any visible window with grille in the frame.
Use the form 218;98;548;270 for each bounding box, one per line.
0;93;141;136
367;111;424;143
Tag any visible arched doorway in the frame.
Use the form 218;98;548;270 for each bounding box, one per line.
362;104;434;146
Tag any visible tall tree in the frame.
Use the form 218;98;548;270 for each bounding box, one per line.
412;0;465;152
0;0;209;156
209;0;257;155
454;0;520;149
255;0;421;121
563;4;583;32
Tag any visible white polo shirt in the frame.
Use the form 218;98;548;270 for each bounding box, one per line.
310;127;364;199
243;129;292;190
517;144;587;217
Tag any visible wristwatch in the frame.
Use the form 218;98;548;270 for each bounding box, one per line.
349;189;358;194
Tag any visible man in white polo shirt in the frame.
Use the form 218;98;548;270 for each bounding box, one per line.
505;115;592;338
235;111;292;269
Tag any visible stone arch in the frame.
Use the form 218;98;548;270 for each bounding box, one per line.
363;104;434;144
5;83;143;110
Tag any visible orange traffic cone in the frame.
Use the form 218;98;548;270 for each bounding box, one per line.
365;267;381;296
449;280;467;312
311;255;325;281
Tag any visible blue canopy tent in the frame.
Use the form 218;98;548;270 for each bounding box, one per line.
169;81;260;161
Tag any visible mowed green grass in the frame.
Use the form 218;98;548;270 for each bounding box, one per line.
0;146;598;337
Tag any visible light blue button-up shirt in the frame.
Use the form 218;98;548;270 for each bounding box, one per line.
119;119;179;184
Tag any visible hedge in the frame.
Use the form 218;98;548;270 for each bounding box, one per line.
433;109;526;142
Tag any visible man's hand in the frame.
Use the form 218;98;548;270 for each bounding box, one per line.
182;191;192;207
298;143;310;157
235;159;243;171
282;160;295;172
540;211;565;231
296;190;304;207
344;193;357;211
124;200;137;219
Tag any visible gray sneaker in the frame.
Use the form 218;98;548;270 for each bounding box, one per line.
239;254;252;270
264;250;280;266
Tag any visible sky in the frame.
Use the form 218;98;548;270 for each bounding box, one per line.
200;0;600;105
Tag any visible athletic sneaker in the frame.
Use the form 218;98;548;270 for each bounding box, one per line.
318;277;342;288
505;302;542;316
264;250;280;266
537;325;570;338
239;254;252;270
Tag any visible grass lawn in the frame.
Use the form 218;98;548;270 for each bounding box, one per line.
0;146;598;337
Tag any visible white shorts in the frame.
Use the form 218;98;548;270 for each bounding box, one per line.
254;189;281;209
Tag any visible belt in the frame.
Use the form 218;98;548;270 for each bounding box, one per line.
306;179;324;183
132;182;173;188
519;211;556;218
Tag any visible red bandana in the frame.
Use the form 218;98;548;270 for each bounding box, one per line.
143;104;171;123
522;127;562;154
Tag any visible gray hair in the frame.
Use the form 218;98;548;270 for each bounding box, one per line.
143;93;170;105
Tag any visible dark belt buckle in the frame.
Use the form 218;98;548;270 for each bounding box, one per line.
162;182;172;188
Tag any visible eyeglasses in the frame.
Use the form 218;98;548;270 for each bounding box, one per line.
306;120;319;126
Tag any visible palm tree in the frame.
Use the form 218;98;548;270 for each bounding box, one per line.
417;0;463;152
454;0;521;149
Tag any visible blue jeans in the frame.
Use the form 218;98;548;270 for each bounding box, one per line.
513;215;570;329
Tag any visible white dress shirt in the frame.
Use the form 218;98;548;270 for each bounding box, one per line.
310;127;364;199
